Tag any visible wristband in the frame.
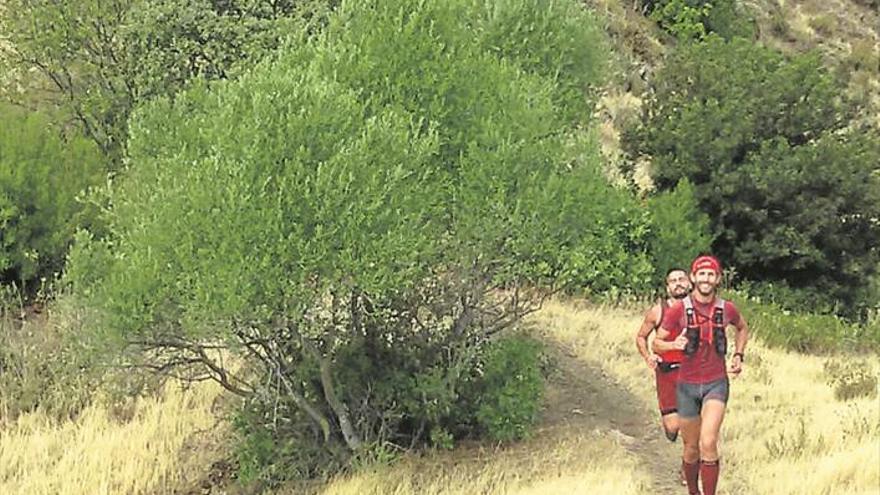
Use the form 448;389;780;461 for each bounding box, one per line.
733;352;744;362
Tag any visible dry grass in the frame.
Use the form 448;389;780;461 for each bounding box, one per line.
1;298;876;495
0;381;222;495
531;299;880;495
307;432;650;495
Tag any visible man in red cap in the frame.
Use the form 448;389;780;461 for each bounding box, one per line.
653;254;750;495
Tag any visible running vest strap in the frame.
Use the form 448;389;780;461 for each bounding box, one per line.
653;297;668;331
682;296;727;356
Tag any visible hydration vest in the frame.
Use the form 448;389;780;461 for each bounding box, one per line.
682;296;727;357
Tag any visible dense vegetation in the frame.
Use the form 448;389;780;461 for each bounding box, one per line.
63;0;661;483
626;35;880;320
645;0;754;41
0;105;104;287
0;0;877;488
0;0;331;161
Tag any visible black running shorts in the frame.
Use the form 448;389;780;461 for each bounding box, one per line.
676;378;729;418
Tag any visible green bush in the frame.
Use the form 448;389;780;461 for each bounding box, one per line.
649;0;712;40
0;105;104;287
67;0;645;482
470;335;544;442
233;395;346;485
740;280;838;316
646;178;713;280
732;290;879;353
647;0;754;41
824;358;878;401
626;36;880;320
1;0;333;160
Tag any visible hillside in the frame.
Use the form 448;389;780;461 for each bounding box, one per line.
590;0;880;189
1;301;877;495
0;1;878;494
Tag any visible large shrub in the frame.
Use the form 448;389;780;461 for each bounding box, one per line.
1;0;332;160
646;178;713;281
626;36;880;319
0;105;104;287
68;0;649;482
469;335;544;442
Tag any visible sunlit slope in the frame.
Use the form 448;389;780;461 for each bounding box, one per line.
535;299;880;495
0;382;221;495
1;300;875;495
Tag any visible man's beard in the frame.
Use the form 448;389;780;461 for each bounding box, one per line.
669;286;690;299
696;282;715;296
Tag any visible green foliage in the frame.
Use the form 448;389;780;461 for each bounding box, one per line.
732;290;879;353
649;0;712;41
0;0;331;160
233;397;344;485
0;105;104;286
824;358;878;401
470;335;544;442
626;36;880;319
646;179;713;281
647;0;754;41
67;0;641;482
740;280;837;316
701;0;755;40
467;0;606;122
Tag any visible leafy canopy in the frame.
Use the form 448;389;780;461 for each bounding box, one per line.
627;36;880;318
0;105;104;286
68;0;651;479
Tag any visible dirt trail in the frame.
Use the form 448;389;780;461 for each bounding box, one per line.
539;337;686;494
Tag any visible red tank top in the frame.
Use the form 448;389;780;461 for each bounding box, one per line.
656;299;684;364
660;296;741;384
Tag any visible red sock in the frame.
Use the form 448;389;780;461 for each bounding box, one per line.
682;458;700;494
701;459;720;495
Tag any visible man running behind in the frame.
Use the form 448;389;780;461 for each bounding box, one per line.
653;255;749;495
635;268;691;442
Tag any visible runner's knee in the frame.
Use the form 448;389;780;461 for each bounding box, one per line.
699;436;719;458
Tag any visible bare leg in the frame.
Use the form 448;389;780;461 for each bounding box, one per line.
680;415;701;493
662;412;680;441
699;399;726;495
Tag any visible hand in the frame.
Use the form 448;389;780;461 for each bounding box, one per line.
728;354;743;375
644;354;659;370
672;332;688;351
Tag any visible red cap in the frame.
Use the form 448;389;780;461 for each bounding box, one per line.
691;255;722;275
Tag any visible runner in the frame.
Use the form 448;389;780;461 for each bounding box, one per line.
653;255;749;495
634;267;691;442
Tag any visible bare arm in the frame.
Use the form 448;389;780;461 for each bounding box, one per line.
652;324;688;354
635;305;660;369
729;314;749;375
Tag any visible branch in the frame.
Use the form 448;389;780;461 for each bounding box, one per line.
301;336;363;452
245;325;333;444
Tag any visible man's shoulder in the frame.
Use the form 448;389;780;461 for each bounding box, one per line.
644;301;662;316
666;298;685;313
661;299;685;324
